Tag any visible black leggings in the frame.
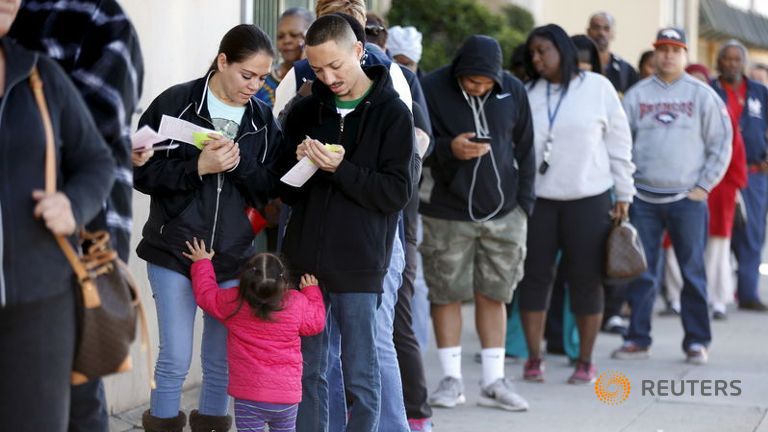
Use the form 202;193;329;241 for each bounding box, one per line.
518;191;612;315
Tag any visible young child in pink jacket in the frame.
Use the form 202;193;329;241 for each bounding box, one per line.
183;238;325;432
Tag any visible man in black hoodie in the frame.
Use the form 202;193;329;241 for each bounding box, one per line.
276;15;414;432
419;35;534;412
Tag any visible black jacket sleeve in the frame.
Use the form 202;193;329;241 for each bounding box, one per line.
133;91;204;195
513;84;536;216
330;103;414;214
226;104;284;209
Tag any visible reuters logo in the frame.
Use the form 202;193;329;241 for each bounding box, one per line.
595;370;631;405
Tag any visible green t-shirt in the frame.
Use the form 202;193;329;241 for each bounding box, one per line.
334;85;372;118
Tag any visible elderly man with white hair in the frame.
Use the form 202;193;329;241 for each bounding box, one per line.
711;39;768;313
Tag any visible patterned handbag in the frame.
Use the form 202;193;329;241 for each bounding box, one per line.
605;218;648;283
30;65;153;387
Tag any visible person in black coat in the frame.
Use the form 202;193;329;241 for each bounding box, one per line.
276;15;414;431
0;3;116;429
134;24;283;432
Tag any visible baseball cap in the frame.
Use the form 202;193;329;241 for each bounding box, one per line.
653;27;687;49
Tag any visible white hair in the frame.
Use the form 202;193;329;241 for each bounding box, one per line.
717;39;750;66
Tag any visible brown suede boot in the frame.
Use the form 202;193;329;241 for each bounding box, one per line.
189;409;233;432
141;410;186;432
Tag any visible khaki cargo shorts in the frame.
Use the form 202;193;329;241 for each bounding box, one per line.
419;207;527;304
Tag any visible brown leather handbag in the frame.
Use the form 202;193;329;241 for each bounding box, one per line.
29;65;153;387
605;218;648;284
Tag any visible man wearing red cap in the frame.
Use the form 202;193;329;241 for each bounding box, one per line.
614;28;732;365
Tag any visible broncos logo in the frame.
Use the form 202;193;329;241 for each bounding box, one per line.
660;29;682;40
655;111;678;125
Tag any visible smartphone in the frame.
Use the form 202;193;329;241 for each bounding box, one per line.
470;136;492;144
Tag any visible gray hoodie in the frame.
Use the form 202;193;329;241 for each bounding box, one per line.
623;73;732;200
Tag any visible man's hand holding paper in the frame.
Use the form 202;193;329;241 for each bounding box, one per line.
305;139;345;173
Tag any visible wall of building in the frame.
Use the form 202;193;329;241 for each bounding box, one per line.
103;0;242;414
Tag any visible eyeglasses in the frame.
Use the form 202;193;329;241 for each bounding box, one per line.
365;25;386;36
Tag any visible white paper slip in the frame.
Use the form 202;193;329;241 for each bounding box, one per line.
158;115;216;146
280;157;319;188
131;125;166;150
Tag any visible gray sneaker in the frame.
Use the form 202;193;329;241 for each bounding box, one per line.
428;376;466;408
478;378;529;412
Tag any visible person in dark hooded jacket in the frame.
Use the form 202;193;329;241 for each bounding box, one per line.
419;35;533;412
276;15;414;432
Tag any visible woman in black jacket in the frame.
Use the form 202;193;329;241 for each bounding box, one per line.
0;2;116;430
134;24;283;432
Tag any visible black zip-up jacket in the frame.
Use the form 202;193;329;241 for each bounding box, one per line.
134;72;283;281
420;35;536;220
0;38;115;306
277;65;414;293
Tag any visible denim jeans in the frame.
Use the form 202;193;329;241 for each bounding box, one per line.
327;313;347;432
376;232;409;431
68;380;108;432
412;217;431;351
147;263;238;418
297;292;381;432
732;172;768;303
625;198;711;351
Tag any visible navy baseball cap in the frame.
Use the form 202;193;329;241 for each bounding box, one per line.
653;27;687;49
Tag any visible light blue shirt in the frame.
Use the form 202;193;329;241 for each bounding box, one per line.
207;87;245;139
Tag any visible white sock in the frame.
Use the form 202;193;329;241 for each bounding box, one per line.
481;348;505;387
438;346;462;379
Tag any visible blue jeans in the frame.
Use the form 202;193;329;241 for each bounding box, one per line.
297;292;381;432
69;380;108;432
327;313;347;432
376;233;408;431
412;217;430;351
147;263;237;418
319;232;406;432
625;198;711;351
732;172;768;303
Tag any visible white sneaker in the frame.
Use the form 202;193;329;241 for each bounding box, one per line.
685;344;709;365
428;376;466;408
478;378;529;412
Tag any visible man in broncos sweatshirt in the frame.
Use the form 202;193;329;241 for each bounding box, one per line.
419;35;534;412
613;28;732;365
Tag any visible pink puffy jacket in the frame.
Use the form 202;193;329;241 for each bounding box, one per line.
191;259;326;403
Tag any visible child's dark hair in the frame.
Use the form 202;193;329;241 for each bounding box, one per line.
209;24;275;72
236;253;288;321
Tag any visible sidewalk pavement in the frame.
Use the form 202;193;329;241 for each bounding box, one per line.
112;288;768;431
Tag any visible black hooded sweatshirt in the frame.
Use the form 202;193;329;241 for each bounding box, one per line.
420;35;536;221
277;65;414;294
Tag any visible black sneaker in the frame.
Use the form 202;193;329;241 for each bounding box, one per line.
738;300;768;312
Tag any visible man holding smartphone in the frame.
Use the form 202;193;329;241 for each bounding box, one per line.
419;35;535;412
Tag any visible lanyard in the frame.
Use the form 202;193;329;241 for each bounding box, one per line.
546;81;565;143
538;81;566;175
542;81;566;164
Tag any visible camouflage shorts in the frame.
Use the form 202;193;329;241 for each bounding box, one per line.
419;207;527;304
